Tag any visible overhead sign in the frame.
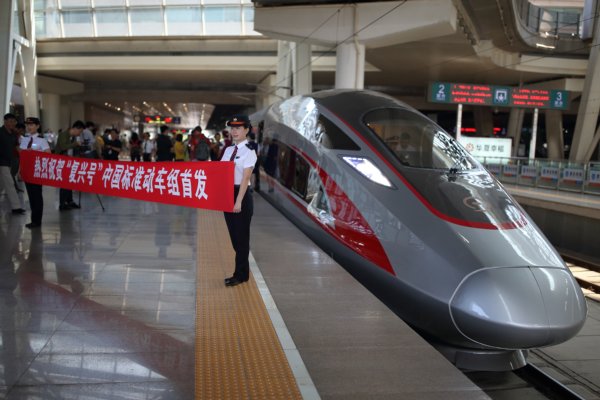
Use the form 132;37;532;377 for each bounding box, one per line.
429;82;568;110
143;115;182;124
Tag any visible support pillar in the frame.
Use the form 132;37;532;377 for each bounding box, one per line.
40;93;61;134
455;104;463;142
474;107;494;136
276;40;292;100
19;44;39;118
1;0;15;114
507;108;525;157
570;9;600;162
293;43;312;96
529;108;539;160
545;110;564;160
335;41;365;89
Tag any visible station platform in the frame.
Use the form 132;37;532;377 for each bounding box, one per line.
505;184;600;218
1;187;599;399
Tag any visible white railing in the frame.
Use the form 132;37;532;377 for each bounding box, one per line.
481;157;600;195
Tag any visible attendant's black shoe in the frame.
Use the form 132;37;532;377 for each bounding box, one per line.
224;276;235;285
25;222;41;229
68;202;80;209
225;278;244;287
11;208;26;215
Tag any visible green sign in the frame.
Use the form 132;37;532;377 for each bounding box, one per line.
429;82;569;110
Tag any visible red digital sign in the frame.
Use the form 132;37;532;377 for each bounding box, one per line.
449;84;494;105
144;115;174;124
511;88;552;108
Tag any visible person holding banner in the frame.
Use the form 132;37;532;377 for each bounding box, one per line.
20;117;50;229
54;120;85;211
221;115;257;287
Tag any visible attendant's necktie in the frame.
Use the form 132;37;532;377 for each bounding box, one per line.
27;137;33;149
229;146;238;161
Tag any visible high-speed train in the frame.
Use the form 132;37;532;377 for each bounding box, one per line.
251;89;587;371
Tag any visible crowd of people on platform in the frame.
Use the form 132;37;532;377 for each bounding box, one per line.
1;113;264;229
1;111;262;289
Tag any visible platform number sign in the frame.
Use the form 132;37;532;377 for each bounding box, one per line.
434;83;450;102
552;91;565;109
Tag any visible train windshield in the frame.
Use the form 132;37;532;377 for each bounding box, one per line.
363;108;477;171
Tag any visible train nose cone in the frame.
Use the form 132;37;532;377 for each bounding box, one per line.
450;267;587;349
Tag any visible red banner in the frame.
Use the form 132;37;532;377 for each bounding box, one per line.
19;151;234;212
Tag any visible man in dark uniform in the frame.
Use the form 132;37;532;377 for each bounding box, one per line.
155;125;173;161
0;113;25;214
221;115;257;287
102;128;122;160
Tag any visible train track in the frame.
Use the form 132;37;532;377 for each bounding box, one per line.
561;253;600;296
464;362;588;400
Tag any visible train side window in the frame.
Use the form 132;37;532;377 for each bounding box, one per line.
317;116;360;151
277;145;293;188
292;153;310;199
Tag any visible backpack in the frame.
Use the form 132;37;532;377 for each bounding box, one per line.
194;139;210;161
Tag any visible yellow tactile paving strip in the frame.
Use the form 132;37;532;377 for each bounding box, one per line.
195;209;303;400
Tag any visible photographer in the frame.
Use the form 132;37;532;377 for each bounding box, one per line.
54;120;85;210
79;121;97;159
103;128;122;160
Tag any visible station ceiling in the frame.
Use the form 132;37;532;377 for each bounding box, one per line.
32;0;587;130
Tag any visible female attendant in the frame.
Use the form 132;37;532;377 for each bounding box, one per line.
20;117;50;229
221;115;257;287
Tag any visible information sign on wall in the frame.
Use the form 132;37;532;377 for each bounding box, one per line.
458;136;512;162
429;82;568;110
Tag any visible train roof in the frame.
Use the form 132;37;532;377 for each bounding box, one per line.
250;90;416;126
309;89;415;119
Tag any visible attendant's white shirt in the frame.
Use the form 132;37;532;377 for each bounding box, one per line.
20;134;50;152
221;139;257;185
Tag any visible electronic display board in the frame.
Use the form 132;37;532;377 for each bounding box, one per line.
143;115;181;124
429;82;568;110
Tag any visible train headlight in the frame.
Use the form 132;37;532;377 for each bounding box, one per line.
342;156;393;187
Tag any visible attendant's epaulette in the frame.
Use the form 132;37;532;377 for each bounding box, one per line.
245;143;252;149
